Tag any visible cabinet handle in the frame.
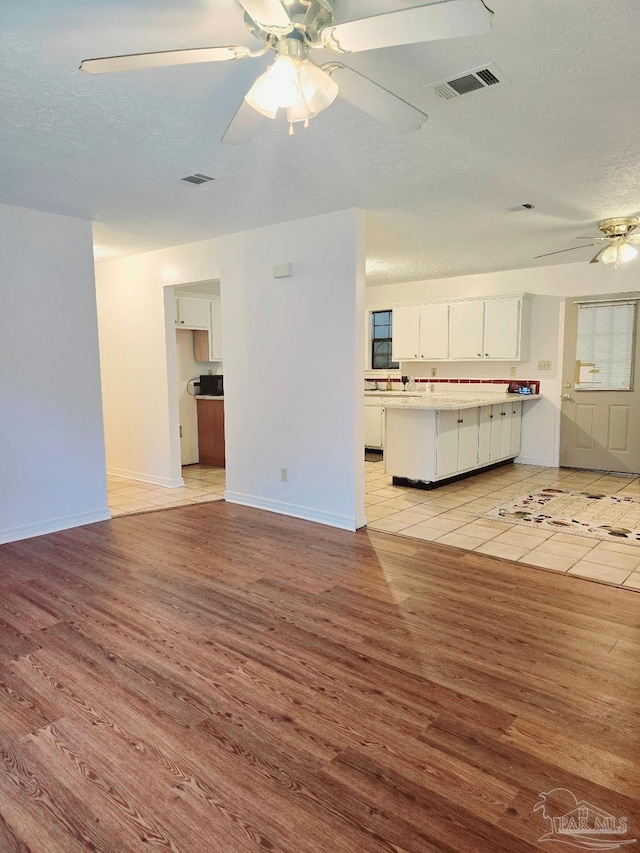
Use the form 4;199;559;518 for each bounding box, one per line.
485;352;489;356
180;320;185;324
490;414;493;419
501;411;506;416
477;353;482;357
414;353;418;357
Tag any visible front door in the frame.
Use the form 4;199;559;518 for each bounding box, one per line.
560;292;640;473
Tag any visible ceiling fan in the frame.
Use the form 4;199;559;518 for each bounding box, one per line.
80;0;494;144
535;217;640;268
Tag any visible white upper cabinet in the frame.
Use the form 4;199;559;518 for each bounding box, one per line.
449;301;485;360
392;306;421;361
419;304;449;359
392;303;449;361
483;298;521;359
390;295;530;364
175;297;210;330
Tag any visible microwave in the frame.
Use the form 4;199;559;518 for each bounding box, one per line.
198;374;223;396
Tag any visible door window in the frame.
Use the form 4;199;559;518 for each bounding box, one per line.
575;301;636;391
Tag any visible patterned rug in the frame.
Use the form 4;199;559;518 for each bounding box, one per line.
487;487;640;544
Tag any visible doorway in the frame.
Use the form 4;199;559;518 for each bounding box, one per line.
560;292;640;473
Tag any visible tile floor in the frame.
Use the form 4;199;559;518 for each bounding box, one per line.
365;457;640;591
107;465;225;517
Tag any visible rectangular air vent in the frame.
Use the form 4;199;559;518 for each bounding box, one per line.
181;173;214;185
424;64;509;106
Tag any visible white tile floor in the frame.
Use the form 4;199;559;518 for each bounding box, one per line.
107;465;225;517
365;457;640;591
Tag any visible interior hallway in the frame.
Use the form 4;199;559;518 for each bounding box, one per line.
107;465;225;517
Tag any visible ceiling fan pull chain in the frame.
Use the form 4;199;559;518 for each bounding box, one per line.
289;122;294;137
304;118;309;129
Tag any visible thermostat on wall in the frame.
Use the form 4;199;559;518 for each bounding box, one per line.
273;263;293;278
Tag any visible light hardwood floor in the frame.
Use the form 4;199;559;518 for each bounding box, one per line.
1;501;638;851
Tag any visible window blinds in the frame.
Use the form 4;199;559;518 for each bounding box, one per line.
575;301;636;391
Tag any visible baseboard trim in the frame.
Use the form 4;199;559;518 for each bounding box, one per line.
225;491;357;532
515;456;559;468
0;508;111;546
107;467;184;488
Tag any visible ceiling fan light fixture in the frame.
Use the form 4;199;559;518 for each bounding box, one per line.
600;240;638;267
244;55;301;117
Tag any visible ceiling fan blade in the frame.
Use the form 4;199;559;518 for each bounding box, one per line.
590;247;607;264
534;244;596;259
222;99;265;145
237;0;292;35
80;46;251;75
321;0;492;54
575;236;606;240
326;65;427;133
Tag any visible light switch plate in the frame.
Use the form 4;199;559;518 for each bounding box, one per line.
537;360;552;371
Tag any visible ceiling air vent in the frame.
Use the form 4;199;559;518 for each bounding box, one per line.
424;64;509;106
181;173;214;185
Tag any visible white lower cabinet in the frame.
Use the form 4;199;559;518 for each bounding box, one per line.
510;400;522;456
364;402;384;449
436;408;479;477
386;399;524;485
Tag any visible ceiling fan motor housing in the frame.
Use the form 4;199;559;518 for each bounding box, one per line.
243;0;335;46
599;217;638;238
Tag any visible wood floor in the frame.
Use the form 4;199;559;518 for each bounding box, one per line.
0;501;639;852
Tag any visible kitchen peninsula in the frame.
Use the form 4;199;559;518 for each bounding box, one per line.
383;392;541;488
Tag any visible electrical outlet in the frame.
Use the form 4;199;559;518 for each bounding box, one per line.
510;366;517;377
280;467;288;483
431;367;437;377
537;360;552;371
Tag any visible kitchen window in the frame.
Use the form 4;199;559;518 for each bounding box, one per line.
371;310;399;370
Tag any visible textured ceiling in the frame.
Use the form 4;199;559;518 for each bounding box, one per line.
1;0;639;284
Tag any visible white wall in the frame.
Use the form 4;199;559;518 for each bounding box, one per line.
95;240;220;486
0;204;108;544
221;209;367;531
367;260;640;467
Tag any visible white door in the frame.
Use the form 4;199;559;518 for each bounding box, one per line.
449;302;485;360
478;406;492;465
176;297;210;330
457;408;479;471
560;294;640;472
489;404;503;461
436;409;460;477
392;306;421;361
364;404;383;449
510;401;522;456
210;298;224;361
418;304;449;359
483;299;521;359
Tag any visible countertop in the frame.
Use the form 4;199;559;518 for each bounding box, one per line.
382;393;542;411
196;395;224;401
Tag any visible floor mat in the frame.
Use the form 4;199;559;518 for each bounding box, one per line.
487;487;640;544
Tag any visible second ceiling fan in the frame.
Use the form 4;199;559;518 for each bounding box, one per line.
80;0;494;143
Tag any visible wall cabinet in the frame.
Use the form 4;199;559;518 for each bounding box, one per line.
175;296;210;330
193;298;223;363
392;303;449;361
390;295;530;363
